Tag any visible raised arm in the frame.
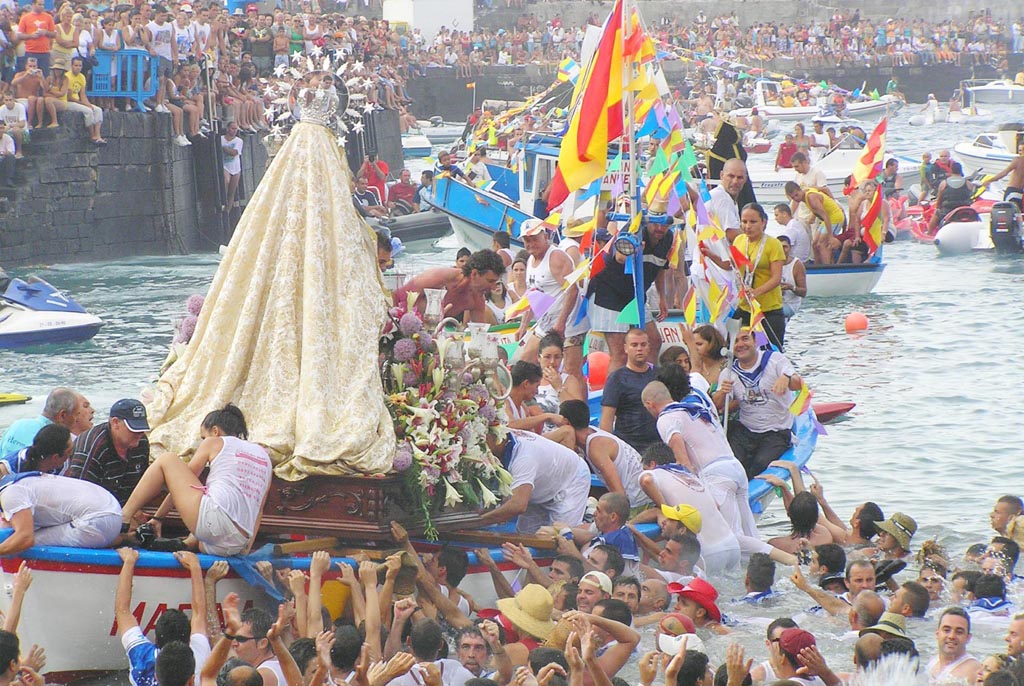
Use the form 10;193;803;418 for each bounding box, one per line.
201;592;242;686
306;550;330;638
267;603;304;686
175;551;208;638
203;560;229;643
3;562;31;634
789;566;849;616
479;546;518;598
287;570;309;639
359;561;383;660
114;547;140;637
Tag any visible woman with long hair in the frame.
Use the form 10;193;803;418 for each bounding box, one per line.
0;424;72;477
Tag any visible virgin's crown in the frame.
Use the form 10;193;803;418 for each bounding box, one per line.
297;87;338;127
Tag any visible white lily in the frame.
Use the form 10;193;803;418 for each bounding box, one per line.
477;479;499;508
442;478;464;508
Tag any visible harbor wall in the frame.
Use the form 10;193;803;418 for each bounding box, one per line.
0;110;402;267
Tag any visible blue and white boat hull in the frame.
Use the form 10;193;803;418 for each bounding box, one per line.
0;278;103;349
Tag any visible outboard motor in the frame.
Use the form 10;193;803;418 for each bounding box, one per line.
990;202;1024;254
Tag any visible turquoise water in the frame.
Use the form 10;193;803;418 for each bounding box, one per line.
3;103;1024;670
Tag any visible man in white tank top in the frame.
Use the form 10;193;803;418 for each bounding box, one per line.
512;219;577;366
557;399;650;512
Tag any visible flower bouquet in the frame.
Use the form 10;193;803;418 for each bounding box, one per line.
381;304;512;541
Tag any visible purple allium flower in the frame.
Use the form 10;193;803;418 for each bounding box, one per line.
393;444;413;471
180;315;198;342
399;312;423;336
479;405;496;422
418;332;434;352
402;370;419;387
186;294;205;316
393;337;418;362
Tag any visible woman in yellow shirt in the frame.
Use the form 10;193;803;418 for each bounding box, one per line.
702;202;787;349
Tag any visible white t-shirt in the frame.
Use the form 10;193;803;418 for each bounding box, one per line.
775;217;812;263
641;468;738;555
438;585;472;616
508;430;587;506
222;135;244;175
655;408;733;472
690;373;711;395
259;658;287;686
721;351;796;433
706;185;740;233
465;159;490;183
0;133;13;157
0;473;120;526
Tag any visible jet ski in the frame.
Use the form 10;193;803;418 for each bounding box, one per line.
0;277;103;349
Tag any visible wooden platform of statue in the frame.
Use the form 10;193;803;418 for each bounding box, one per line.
146;473;483;545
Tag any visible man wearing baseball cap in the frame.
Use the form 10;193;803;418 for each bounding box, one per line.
576;571;612;613
65;399;151;506
667;578;728;634
771;627;840;684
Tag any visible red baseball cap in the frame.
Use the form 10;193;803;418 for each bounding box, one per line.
778;628;816;658
667;578;721;623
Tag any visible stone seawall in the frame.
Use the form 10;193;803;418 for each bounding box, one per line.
0;111;267;267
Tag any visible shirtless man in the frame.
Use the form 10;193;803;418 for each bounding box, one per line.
928;608;981;685
393;249;506;324
984;142;1024;211
11;58;53;129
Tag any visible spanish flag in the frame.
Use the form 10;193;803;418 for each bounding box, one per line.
851;118;886;187
547;0;624;210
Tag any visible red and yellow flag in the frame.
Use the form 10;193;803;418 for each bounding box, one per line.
682;288;697;326
547;0;625;210
860;183;884;254
851;118;886;187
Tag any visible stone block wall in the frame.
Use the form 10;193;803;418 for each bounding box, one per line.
0;111;268;266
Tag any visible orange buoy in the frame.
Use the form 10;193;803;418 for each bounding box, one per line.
844;312;869;333
587;351;610;390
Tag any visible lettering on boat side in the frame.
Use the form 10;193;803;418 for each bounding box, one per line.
107;599;255;637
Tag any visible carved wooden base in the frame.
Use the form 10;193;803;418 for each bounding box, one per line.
259;474;481;541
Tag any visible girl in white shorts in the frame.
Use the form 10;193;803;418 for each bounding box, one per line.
119;404;273;556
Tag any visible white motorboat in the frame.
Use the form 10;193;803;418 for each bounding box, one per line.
730;80;900;123
945;106;994;125
401;130;434;158
953;124;1024;176
416;117;468;145
0;277;103;349
965;79;1024;104
745;137;916;205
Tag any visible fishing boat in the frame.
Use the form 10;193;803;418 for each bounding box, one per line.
0;278;104;349
730;80;900;123
745;142;916;205
965;79;1024;104
954;125;1023;176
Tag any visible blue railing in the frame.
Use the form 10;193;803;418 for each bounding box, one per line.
87;49;159;112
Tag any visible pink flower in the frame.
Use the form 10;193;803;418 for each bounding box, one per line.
186;294;205;316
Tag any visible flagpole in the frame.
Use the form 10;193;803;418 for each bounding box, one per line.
621;0;646;329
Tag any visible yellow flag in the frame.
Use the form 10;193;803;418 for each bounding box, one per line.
505;295;531;319
628;212;642;234
563;258;592;288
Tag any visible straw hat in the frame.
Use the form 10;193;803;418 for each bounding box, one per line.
495;584;555;640
875;512;917;550
859;612;908;639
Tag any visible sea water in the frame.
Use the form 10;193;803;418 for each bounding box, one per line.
2;103;1023;674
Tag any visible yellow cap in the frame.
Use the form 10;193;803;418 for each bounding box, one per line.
660;504;703;534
